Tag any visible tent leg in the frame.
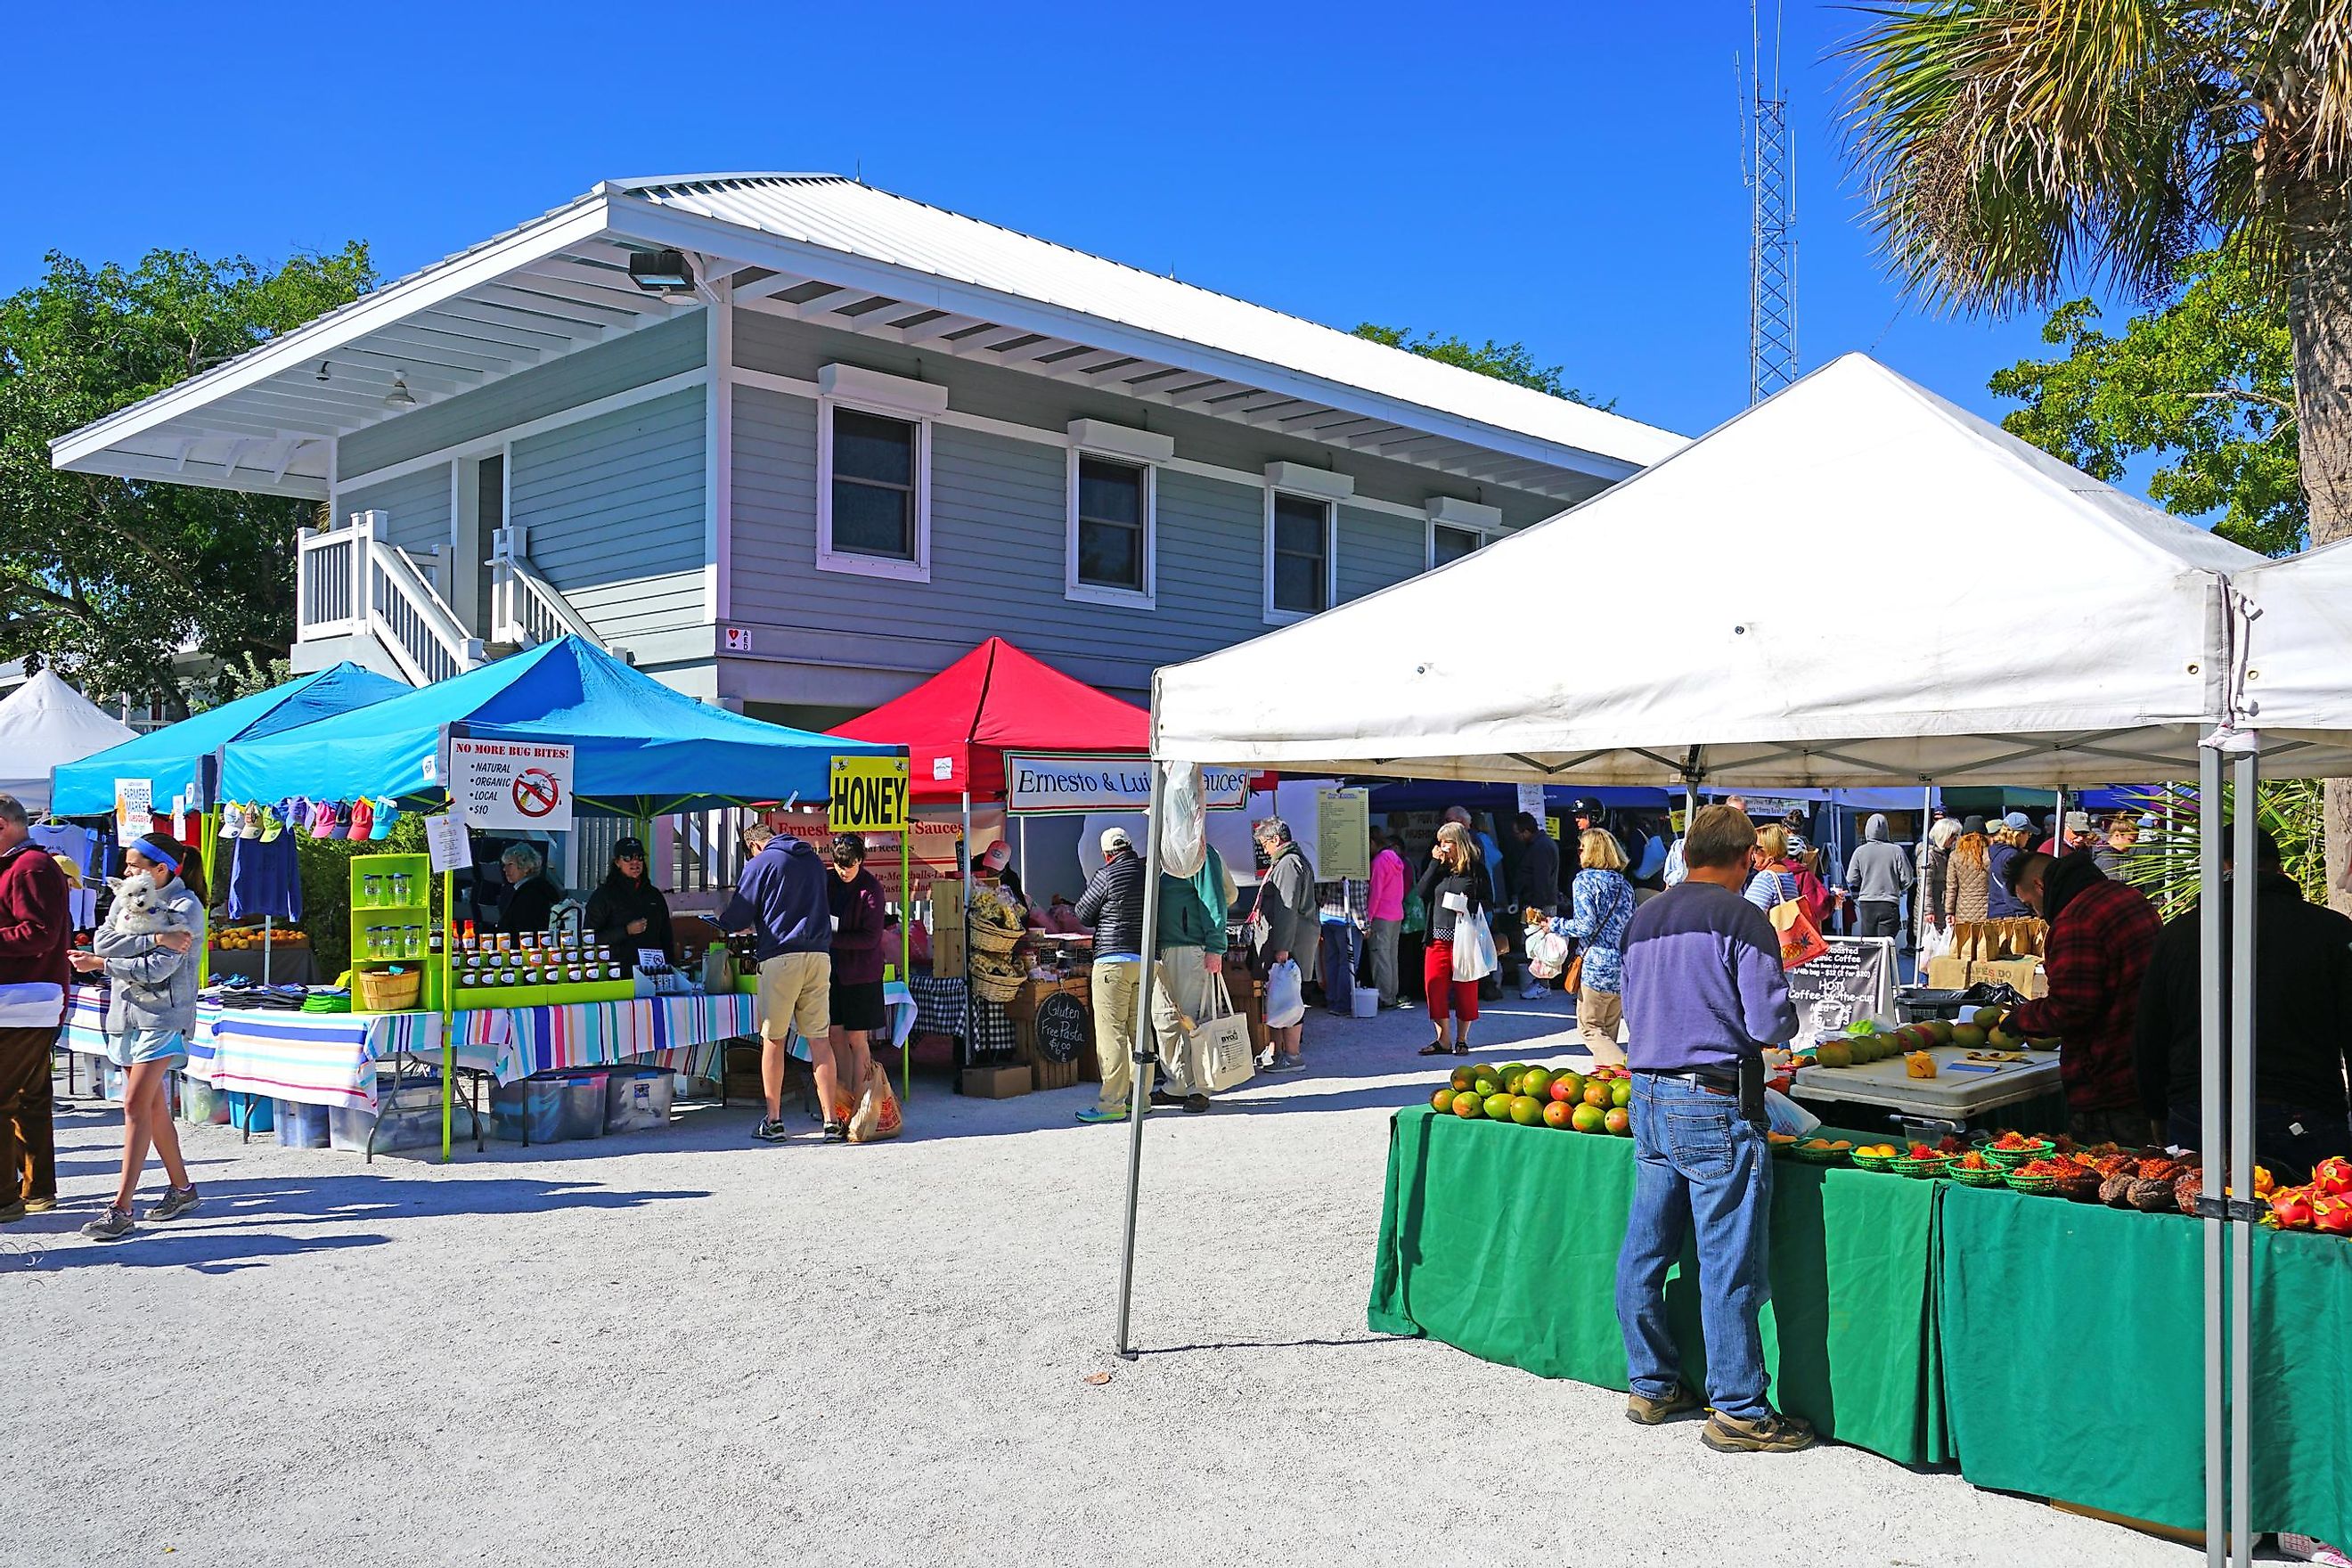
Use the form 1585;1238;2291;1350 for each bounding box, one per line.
2227;750;2257;1568
960;789;973;1077
2199;743;2225;1568
1114;755;1168;1360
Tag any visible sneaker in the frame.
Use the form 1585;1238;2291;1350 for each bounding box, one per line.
821;1121;848;1143
0;1201;23;1224
1075;1105;1127;1123
1261;1056;1306;1074
21;1196;55;1213
1519;983;1548;1001
753;1117;789;1142
80;1205;135;1241
1182;1093;1211;1114
1148;1089;1188;1110
1625;1384;1703;1425
1700;1409;1817;1453
148;1186;200;1221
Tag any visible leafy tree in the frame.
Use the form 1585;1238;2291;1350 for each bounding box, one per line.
0;244;373;711
1352;323;1615;409
1990;247;2302;555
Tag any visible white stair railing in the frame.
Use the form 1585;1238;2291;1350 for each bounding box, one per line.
296;526;363;637
489;525;605;649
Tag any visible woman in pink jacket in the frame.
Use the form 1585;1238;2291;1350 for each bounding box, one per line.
1365;829;1408;1009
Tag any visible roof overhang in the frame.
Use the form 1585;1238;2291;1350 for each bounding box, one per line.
53;179;1662;505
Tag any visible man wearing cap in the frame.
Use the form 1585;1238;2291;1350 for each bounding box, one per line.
1074;828;1148;1123
721;823;835;1142
0;793;70;1221
1512;812;1562;1000
2038;811;2099;858
979;839;1025;909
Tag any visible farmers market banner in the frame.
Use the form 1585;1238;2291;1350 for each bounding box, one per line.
760;804;991;904
1004;754;1249;815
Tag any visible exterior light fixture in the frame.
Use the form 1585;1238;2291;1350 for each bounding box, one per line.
383;373;417;407
626;249;697;294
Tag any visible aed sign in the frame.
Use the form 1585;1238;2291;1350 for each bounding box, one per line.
829;755;910;833
1004;754;1250;816
447;739;576;832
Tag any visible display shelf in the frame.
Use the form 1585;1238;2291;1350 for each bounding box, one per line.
348;852;438;1010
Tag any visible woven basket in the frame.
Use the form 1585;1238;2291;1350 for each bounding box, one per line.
965;900;1026;957
1983;1140;2056;1171
1788;1144;1852;1166
1850;1150;1898;1173
1948;1164;2009;1188
971;967;1022;1003
1891;1155;1951;1180
354;968;422;1012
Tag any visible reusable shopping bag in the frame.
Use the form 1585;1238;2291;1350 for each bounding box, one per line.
1768;896;1829;969
1191;976;1256;1093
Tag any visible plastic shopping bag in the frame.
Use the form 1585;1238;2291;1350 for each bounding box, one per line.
1451;911;1499;984
1264;959;1305;1028
1763;1088;1820;1139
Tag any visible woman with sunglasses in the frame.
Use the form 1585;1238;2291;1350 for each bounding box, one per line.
586;836;675;972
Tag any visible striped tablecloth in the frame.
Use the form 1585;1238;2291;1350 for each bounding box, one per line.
479;992;755;1085
207;1009;499;1115
61;986;225;1079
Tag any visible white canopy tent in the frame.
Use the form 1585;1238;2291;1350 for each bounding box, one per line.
0;670;135;813
1117;355;2352;1568
1157;354;2292;788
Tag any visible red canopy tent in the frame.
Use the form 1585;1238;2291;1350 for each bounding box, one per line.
829;637;1147;803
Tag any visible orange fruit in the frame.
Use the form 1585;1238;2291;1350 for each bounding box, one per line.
1583;1082;1612;1109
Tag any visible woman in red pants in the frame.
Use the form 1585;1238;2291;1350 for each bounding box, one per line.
1414;822;1493;1056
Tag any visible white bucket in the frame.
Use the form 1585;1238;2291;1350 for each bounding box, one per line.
1350;985;1381;1019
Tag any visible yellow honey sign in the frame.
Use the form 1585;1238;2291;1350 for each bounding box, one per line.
829;755;910;833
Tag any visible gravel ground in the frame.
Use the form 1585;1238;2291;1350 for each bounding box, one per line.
8;995;2205;1568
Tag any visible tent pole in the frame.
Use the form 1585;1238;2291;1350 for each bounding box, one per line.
2227;748;2257;1568
1114;750;1167;1360
2198;741;2225;1568
961;789;973;1077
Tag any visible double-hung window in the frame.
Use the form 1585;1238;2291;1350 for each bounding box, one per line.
1431;523;1482;568
1267;493;1333;620
1069;454;1153;602
816;363;942;583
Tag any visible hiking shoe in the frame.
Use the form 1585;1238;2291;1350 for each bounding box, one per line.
753;1117;790;1142
80;1206;135;1241
1182;1093;1211;1114
1261;1056;1306;1074
0;1201;24;1224
1625;1384;1703;1425
1520;983;1548;1001
1075;1105;1127;1124
821;1121;849;1143
1148;1089;1188;1110
149;1187;200;1221
1700;1409;1817;1453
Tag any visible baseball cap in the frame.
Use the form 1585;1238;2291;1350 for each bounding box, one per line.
2001;812;2033;831
2063;811;2091;833
982;841;1011;870
1100;827;1133;854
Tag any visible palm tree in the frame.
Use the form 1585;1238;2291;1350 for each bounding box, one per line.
1843;2;2352;901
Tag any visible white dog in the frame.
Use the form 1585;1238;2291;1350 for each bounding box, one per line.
104;870;190;938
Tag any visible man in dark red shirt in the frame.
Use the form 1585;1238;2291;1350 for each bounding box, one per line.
2006;849;2163;1144
0;793;71;1220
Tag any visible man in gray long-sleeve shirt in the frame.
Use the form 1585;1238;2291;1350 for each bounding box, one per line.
1615;804;1810;1454
1842;813;1915;941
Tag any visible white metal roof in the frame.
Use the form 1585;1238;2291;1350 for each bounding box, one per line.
51;174;1680;503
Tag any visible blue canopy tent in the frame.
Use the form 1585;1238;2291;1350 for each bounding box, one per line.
50;662;406;819
219;636;897;816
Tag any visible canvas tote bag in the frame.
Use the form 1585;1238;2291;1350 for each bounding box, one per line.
1192;974;1257;1093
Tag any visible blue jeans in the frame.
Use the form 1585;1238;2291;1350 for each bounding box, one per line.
1614;1072;1773;1421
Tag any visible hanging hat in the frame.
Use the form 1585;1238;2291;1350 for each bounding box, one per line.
369;798;397;840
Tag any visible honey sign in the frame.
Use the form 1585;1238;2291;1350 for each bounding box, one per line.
829;755;910;834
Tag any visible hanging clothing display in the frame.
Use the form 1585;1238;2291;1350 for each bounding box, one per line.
225;832;302;922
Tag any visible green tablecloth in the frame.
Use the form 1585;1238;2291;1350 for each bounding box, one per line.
1368;1107;1950;1465
1938;1182;2352;1547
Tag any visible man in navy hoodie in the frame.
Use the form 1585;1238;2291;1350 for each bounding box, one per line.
721;824;835;1142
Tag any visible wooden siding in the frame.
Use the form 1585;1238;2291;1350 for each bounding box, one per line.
508;387;706;642
340;464;452;579
338;314;706;479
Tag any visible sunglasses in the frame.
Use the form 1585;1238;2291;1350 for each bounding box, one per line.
617;852;646;862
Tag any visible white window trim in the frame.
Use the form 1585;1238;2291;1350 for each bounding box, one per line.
1262;488;1337;625
1065;447;1157;608
1425;495;1504;570
816;395;932;584
1427;519;1488;569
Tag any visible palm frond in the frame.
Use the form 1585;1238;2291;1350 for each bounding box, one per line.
2115;779;2328;918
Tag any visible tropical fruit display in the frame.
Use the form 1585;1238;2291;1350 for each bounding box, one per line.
1432;1063;1633;1135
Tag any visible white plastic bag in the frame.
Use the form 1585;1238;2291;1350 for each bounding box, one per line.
1159;763;1208;879
1263;958;1305;1028
1525;927;1571;980
1764;1088;1820;1139
1451;911;1499;983
1918;921;1954;967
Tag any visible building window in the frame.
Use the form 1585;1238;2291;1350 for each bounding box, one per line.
818;399;930;582
1266;492;1333;621
1431;522;1482;568
1066;453;1155;605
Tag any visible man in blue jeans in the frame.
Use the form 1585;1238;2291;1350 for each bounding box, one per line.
1613;803;1812;1452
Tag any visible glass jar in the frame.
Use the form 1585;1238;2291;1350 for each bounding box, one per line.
391;872;412;907
363;875;385;907
494;931;511;952
404;926;422;959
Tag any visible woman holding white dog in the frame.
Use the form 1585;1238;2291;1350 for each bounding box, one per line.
69;834;206;1241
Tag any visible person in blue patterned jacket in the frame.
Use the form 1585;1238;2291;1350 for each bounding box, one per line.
1564;828;1637;1067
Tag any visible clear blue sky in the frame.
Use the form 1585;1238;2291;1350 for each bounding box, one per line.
8;1;2111;445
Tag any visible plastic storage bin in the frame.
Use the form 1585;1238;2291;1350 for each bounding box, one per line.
491;1077;566;1144
224;1090;274;1132
553;1072;608;1141
331;1093;478;1154
275;1099;331;1148
603;1067;673;1134
1350;985;1381;1019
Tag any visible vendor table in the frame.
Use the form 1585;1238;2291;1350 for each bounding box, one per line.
1368;1106;1948;1465
906;973;1015;1058
1368;1105;2352;1546
466;990;750;1085
1788;1044;2068;1136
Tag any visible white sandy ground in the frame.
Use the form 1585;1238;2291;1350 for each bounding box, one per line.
3;995;2230;1568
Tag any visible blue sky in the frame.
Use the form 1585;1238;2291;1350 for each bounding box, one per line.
8;1;2114;445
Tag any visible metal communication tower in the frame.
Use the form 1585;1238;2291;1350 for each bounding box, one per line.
1745;0;1797;404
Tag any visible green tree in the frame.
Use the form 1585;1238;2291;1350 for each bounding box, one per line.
1990;247;2302;555
0;244;373;710
1843;2;2352;907
1352;323;1615;409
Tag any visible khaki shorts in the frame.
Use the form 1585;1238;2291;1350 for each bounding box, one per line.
758;951;831;1041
